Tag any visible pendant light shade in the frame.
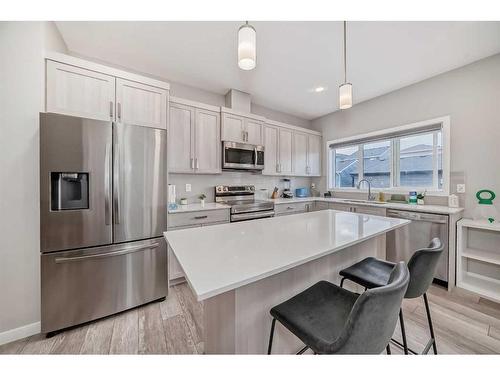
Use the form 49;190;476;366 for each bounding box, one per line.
238;22;256;70
339;21;353;109
339;83;353;109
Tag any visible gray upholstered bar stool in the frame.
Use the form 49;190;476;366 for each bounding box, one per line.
267;262;409;355
338;238;443;355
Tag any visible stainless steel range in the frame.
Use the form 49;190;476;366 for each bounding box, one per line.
215;185;274;222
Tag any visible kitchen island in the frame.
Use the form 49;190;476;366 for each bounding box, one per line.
164;209;409;354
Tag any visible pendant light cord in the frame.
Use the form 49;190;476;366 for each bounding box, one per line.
343;20;347;84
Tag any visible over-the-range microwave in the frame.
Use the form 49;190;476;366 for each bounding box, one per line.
222;141;264;171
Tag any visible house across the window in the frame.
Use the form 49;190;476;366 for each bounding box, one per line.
329;117;448;194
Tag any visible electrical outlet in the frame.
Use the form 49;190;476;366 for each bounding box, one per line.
457;184;465;193
185;184;191;192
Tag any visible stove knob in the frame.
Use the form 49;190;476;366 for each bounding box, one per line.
250;186;255;191
223;187;228;192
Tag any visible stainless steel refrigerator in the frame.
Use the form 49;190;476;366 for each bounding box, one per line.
40;112;168;334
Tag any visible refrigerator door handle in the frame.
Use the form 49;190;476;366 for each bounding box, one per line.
104;144;111;225
54;243;160;263
114;143;121;224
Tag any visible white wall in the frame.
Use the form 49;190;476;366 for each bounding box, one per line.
0;21;67;344
312;53;500;217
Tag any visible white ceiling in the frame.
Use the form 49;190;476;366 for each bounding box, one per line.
56;21;500;120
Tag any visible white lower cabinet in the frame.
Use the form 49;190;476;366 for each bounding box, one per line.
329;202;386;216
167;209;230;283
275;202;313;216
313;201;330;211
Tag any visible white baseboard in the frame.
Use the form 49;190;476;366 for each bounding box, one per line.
0;321;41;346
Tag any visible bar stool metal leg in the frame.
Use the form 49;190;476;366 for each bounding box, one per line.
340;277;346;288
399;309;409;355
386;344;391;355
423;293;438;354
268;318;276;354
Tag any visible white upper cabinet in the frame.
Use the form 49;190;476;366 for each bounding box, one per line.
195;109;221;174
263;125;279;175
293;132;308;175
45;54;169;128
264;119;322;177
168;98;221;174
279;128;293;175
245;118;263;145
116;78;168;129
221;113;245;143
168;103;194;173
307;134;322;176
46;60;116;121
221;110;263;145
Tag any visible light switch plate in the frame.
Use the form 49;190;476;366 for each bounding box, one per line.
457;184;465;193
186;184;192;192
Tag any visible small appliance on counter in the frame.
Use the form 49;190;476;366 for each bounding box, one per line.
168;184;177;210
295;188;309;198
280;178;294;199
472;189;498;222
271;187;279;199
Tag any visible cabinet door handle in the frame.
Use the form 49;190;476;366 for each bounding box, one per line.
109;101;114;119
117;102;122;121
242;130;246;142
190;158;195;169
287;206;294;210
195;158;199;169
193;215;208;220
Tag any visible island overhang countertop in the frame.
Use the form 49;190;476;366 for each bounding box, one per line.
164;209;410;301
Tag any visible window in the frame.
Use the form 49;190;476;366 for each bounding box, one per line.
328;117;449;194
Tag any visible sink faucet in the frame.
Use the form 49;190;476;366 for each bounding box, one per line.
357;179;375;201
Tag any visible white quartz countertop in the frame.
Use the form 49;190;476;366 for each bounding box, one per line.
168;202;230;214
268;197;464;215
164;210;410;301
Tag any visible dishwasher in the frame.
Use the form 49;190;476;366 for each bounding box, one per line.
386;209;449;286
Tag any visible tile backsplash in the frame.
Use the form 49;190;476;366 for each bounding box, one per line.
168;172;313;203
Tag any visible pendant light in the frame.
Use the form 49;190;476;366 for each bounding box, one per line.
238;21;256;70
339;21;353;109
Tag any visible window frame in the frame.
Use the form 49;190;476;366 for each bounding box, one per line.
327;116;450;196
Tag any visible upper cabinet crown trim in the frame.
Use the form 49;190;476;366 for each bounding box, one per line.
170;96;221;113
265;118;321;136
45;52;170;91
220;106;266;122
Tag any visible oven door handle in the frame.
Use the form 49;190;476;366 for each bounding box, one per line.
54;243;159;263
231;210;275;222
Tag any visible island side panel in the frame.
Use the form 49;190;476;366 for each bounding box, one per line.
203;234;386;354
204;289;236;354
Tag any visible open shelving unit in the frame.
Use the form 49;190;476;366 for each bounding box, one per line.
457;219;500;303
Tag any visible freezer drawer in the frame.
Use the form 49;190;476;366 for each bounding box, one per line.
41;237;167;333
386;209;449;283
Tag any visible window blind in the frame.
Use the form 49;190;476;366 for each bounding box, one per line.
329;123;442;149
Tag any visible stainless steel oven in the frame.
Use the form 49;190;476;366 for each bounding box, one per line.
222;141;264;171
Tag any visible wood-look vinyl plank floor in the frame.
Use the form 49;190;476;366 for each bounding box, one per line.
2;284;500;354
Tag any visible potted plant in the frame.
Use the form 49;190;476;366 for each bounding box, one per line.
180;197;188;205
199;193;206;207
417;191;426;205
